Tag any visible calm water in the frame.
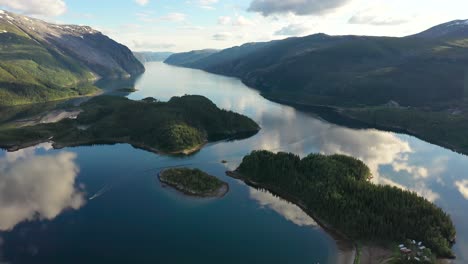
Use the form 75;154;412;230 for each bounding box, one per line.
0;62;467;263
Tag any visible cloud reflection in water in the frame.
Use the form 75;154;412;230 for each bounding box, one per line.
455;180;468;200
249;188;317;227
0;144;85;231
133;62;443;201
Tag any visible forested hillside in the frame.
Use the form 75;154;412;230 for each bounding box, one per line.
0;95;260;154
166;20;468;107
0;10;144;106
231;151;456;258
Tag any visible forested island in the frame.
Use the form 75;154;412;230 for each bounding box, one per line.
227;151;456;259
159;168;228;197
0;95;260;154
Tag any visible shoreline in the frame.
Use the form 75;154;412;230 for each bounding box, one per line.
261;95;468;156
158;169;229;198
226;170;357;264
163;62;468;156
0;88;103;108
55;139;207;156
1;138;207;156
226;170;456;263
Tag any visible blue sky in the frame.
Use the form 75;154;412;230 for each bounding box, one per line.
0;0;467;51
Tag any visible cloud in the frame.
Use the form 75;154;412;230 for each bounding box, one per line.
380;178;440;202
179;25;204;31
196;0;218;9
212;32;232;41
275;23;312;36
135;0;149;6
160;12;186;22
233;16;253;26
248;0;351;16
249;188;317;226
137;12;186;23
392;162;429;179
0;0;66;16
455;180;468;200
217;16;253;26
349;6;411;26
0;147;85;231
132;40;176;51
218;16;232;25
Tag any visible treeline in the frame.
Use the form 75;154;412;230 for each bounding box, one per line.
0;95;260;153
160;168;224;194
235;151;456;258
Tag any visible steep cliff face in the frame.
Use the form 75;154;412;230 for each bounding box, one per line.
0;10;144;105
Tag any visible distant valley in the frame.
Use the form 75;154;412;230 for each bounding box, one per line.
133;51;174;63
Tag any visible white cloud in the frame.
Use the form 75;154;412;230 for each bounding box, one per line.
136;12;186;23
233;16;253;26
0;147;85;231
392;162;429;179
212;32;232;41
248;0;352;16
135;0;149;6
455;180;468;200
132;40;176;50
218;16;232;25
160;12;186;22
217;15;253;27
275;23;312;36
197;0;218;9
349;6;412;25
0;0;66;16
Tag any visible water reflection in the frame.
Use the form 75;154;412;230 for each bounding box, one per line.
0;144;85;231
131;62;442;203
7;61;459;262
249;188;317;227
455;180;468;200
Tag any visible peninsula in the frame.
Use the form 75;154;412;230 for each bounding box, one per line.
0;95;260;154
227;150;456;260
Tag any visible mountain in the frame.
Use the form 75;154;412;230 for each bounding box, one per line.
164;49;218;67
412;20;468;39
0;10;144;106
133;51;174;63
165;20;468;107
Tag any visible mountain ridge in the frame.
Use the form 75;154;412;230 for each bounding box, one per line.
165;19;468;107
0;10;144;106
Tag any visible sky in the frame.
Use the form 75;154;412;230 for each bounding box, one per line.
0;0;467;52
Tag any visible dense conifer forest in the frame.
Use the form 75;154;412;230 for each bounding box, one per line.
233;151;456;258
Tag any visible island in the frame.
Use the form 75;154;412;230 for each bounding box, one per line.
0;95;260;154
159;168;229;197
227;150;456;261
